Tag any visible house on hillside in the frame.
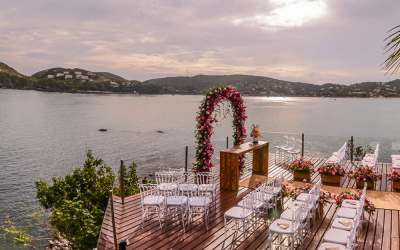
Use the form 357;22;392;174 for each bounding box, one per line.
86;71;96;77
110;81;119;87
65;75;73;79
64;71;69;74
74;71;82;75
56;73;64;77
47;75;55;78
77;75;89;80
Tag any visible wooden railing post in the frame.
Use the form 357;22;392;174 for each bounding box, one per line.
227;136;229;149
301;133;305;158
120;160;125;204
185;146;188;172
351;136;354;163
109;190;118;250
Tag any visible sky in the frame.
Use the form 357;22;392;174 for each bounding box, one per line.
0;0;399;85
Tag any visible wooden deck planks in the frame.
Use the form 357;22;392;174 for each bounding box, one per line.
97;156;399;250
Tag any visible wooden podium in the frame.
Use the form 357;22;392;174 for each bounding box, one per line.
220;141;269;191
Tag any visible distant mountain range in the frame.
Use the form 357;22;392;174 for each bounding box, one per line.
1;62;400;97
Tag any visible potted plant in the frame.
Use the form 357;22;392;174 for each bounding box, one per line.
287;158;315;182
348;165;381;189
317;163;346;185
388;170;400;191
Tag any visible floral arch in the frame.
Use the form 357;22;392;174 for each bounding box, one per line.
194;85;247;172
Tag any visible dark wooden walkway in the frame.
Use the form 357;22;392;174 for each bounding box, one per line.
97;155;399;250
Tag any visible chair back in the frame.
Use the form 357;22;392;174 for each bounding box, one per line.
283;135;289;147
182;171;195;184
274;174;284;191
289;137;296;149
291;207;302;233
196;171;214;185
302;194;312;219
139;184;160;203
265;179;274;194
345;220;358;250
155;172;174;185
314;180;321;202
168;168;184;181
240;194;254;216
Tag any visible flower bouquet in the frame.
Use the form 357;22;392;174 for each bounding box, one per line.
348;165;381;189
334;191;376;215
388;170;400;191
287;158;315;182
250;124;262;143
317;163;346;184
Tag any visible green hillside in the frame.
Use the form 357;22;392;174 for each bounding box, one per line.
31;67;126;82
0;62;36;88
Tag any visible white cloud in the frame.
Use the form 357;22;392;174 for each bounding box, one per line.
0;0;399;84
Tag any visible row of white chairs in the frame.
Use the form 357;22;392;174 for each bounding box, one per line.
268;181;321;250
318;183;367;250
326;142;347;165
223;174;284;240
139;170;217;232
391;154;400;169
361;144;379;168
275;136;302;164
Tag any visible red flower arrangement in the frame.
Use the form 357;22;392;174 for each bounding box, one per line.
388;170;400;181
194;85;247;172
287;158;315;174
317;163;346;177
334;191;376;215
348;165;381;182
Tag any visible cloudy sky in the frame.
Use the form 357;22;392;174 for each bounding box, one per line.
0;0;399;84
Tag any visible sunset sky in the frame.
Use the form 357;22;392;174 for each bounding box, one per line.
0;0;399;84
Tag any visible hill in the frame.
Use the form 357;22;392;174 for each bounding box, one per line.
0;62;36;88
31;67;126;82
146;74;343;96
1;61;400;97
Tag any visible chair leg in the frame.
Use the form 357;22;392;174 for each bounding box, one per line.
224;216;228;239
242;218;246;240
157;206;163;229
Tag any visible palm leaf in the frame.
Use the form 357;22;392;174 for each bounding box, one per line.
382;25;400;75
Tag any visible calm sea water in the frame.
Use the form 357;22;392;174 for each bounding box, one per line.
1;89;400;248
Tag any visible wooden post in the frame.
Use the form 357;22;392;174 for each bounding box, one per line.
109;190;118;250
227;136;229;149
120;160;125;204
185;146;188;172
301;133;305;158
351;136;354;163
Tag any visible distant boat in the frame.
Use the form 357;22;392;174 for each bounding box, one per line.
98;129;107;132
157;131;164;133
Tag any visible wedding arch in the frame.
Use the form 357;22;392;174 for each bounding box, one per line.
194;85;247;172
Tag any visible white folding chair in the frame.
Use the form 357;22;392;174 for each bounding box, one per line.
224;193;255;240
187;185;211;230
287;139;302;161
139;184;165;229
196;171;217;211
179;172;198;195
164;179;188;232
155;172;178;195
275;135;289;164
269;207;303;250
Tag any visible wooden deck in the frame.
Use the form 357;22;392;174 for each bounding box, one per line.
97;155;399;250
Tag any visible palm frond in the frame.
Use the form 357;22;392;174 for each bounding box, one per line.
382;25;400;75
